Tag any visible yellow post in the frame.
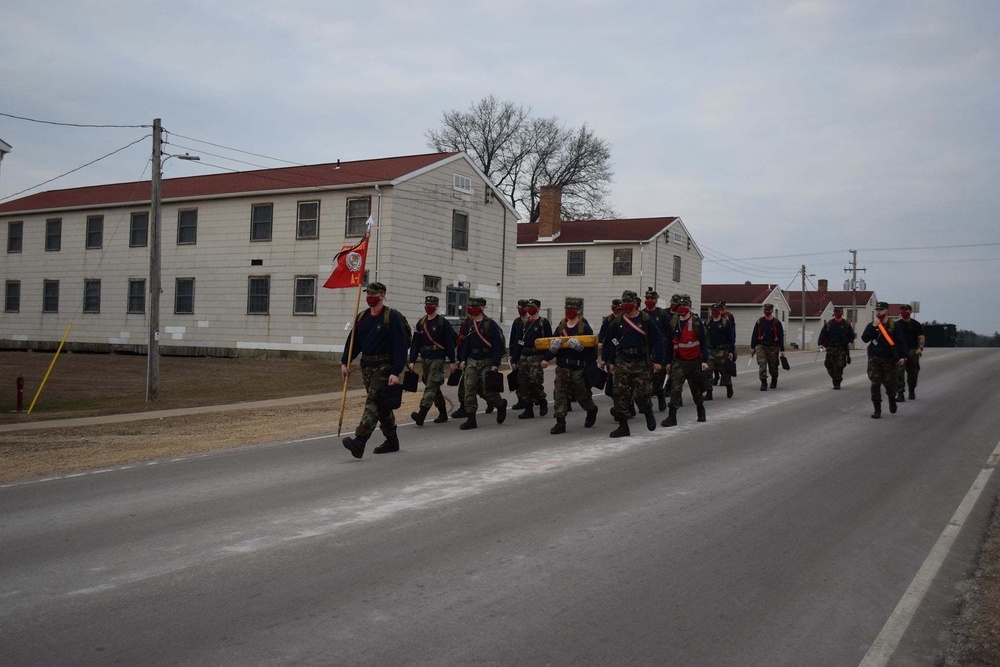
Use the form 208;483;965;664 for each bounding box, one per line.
28;324;72;415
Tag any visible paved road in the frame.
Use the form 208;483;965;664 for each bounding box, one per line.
2;349;999;666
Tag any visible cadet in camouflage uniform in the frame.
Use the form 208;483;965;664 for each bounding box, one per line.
601;290;665;437
750;302;786;390
662;294;709;426
457;296;507;429
508;299;531;410
510;298;552;419
894;304;925;401
817;306;855;389
704;301;736;399
861;301;908;418
341;282;409;458
408;295;456;426
644;289;670;411
542;297;599;434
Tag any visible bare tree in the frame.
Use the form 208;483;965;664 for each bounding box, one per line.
427;96;616;222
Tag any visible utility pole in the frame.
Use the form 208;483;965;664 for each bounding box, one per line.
147;118;162;401
844;250;867;327
801;264;807;350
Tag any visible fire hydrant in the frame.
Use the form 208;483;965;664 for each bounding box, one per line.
16;375;24;412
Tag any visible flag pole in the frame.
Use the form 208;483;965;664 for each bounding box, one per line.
337;230;370;437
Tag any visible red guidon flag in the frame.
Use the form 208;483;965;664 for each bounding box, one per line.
323;235;369;289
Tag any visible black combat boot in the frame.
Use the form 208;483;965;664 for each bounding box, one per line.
908;386;916;400
511;398;529;410
451;406;468;419
373;433;400;454
657;393;667;412
871;402;881;419
662;407;678;427
833;379;841;390
342;435;368;459
726;384;734;398
496;399;508;424
584;406;598;428
896;390;905;403
770;377;777;389
704;387;713;401
888;394;897;414
518;405;535;419
460;415;478;430
609;419;631;438
486;403;494;414
644;410;656;431
538;399;549;417
696;405;707;423
411;406;429;426
550;417;567;435
761;378;768;391
433;410;449;423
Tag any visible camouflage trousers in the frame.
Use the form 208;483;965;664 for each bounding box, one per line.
824;346;849;382
896;352;921;391
867;357;899;402
611;358;653;419
651;365;668;398
418;358;448;412
756;346;779;380
669;358;706;408
356;364;396;440
463;357;503;412
553;366;596;419
707;349;732;386
517;356;547;402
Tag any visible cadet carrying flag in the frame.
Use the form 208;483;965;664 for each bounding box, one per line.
323;227;370;289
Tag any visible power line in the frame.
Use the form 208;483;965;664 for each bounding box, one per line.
165;131;303;166
0;111;148;129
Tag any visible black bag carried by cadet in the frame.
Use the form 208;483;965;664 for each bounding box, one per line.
402;369;420;392
846;349;852;365
485;370;505;394
584;363;607;390
447;368;463;386
604;372;614;397
725;359;738;377
507;368;520;392
381;384;404;409
781;356;791;371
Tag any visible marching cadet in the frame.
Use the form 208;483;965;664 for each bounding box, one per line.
341;282;409;458
750;303;786;390
542;297;599;434
817;306;855;389
712;300;737;385
510;298;552;419
644;289;670;411
602;290;665;437
861;301;908;418
508;299;531;411
895;304;925;401
597;298;623;364
456;297;507;429
704;301;736;399
663;294;709;426
408;295;456;426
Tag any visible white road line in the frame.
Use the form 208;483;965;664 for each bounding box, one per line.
859;439;1000;667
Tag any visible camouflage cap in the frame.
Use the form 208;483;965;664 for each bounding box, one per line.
611;298;622;307
469;296;487;307
517;299;528;308
670;294;681;304
876;301;889;309
365;281;387;294
645;289;659;299
762;302;774;310
712;301;724;309
677;295;692;306
527;298;541;308
833;306;844;312
718;300;727;307
565;297;583;309
621;290;639;302
899;303;912;311
424;295;439;306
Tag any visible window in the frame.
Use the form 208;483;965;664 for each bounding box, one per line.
423;275;441;292
567;250;586;276
45;219;62;251
250;203;273;241
128;279;146;314
130;212;149;247
7;221;22;253
83;279;101;313
175;278;195;314
86;215;104;249
613;248;632;276
248;276;270;314
346;197;371;237
673;231;685;245
452;210;469;250
43;280;59;313
297;200;320;239
4;281;20;312
672;255;682;282
453;173;473;194
294;276;317;315
446;286;469;318
177;209;198;244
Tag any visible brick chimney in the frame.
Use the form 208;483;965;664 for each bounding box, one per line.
537;185;562;241
818;279;828;293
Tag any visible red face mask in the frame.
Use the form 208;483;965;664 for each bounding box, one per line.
424;306;436;315
834;312;843;321
611;307;622;316
565;308;579;320
677;306;691;316
467;306;483;317
526;306;538;317
900;311;911;320
644;300;657;311
622;302;637;313
711;309;720;318
763;310;773;319
517;308;527;318
876;311;887;321
366;295;382;308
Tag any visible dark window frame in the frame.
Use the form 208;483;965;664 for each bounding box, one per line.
42;280;60;313
127;279;146;314
446;286;469;318
297;200;320;239
452;210;469;250
423;275;442;292
7;221;23;253
567;249;586;276
45;218;62;251
4;280;20;313
613;248;633;276
86;215;104;249
83;279;101;313
250;203;273;242
177;209;198;245
175;277;195;314
247;275;270;315
345;197;371;237
672;255;682;282
293;276;317;315
130;212;149;247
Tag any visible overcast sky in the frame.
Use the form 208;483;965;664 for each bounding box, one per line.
2;1;998;334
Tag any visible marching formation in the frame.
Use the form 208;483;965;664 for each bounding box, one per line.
340;285;925;458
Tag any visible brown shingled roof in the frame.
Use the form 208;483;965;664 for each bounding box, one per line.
702;284;780;306
0;152;460;214
516;217;678;245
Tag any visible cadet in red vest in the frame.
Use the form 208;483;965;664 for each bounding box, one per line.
662;294;709;426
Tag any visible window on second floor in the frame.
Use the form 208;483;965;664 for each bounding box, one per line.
453;173;473;194
7;221;23;253
175;278;195;314
86;215;104;249
5;280;20;313
567;250;586;276
673;255;682;282
613;248;632;276
452;210;469;250
45;219;62;251
130;212;149;247
423;275;441;292
294;276;317;315
346;197;371;237
248;276;270;314
83;279;101;313
128;279;146;314
43;280;60;313
251;203;273;241
177;209;198;245
297;200;320;239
